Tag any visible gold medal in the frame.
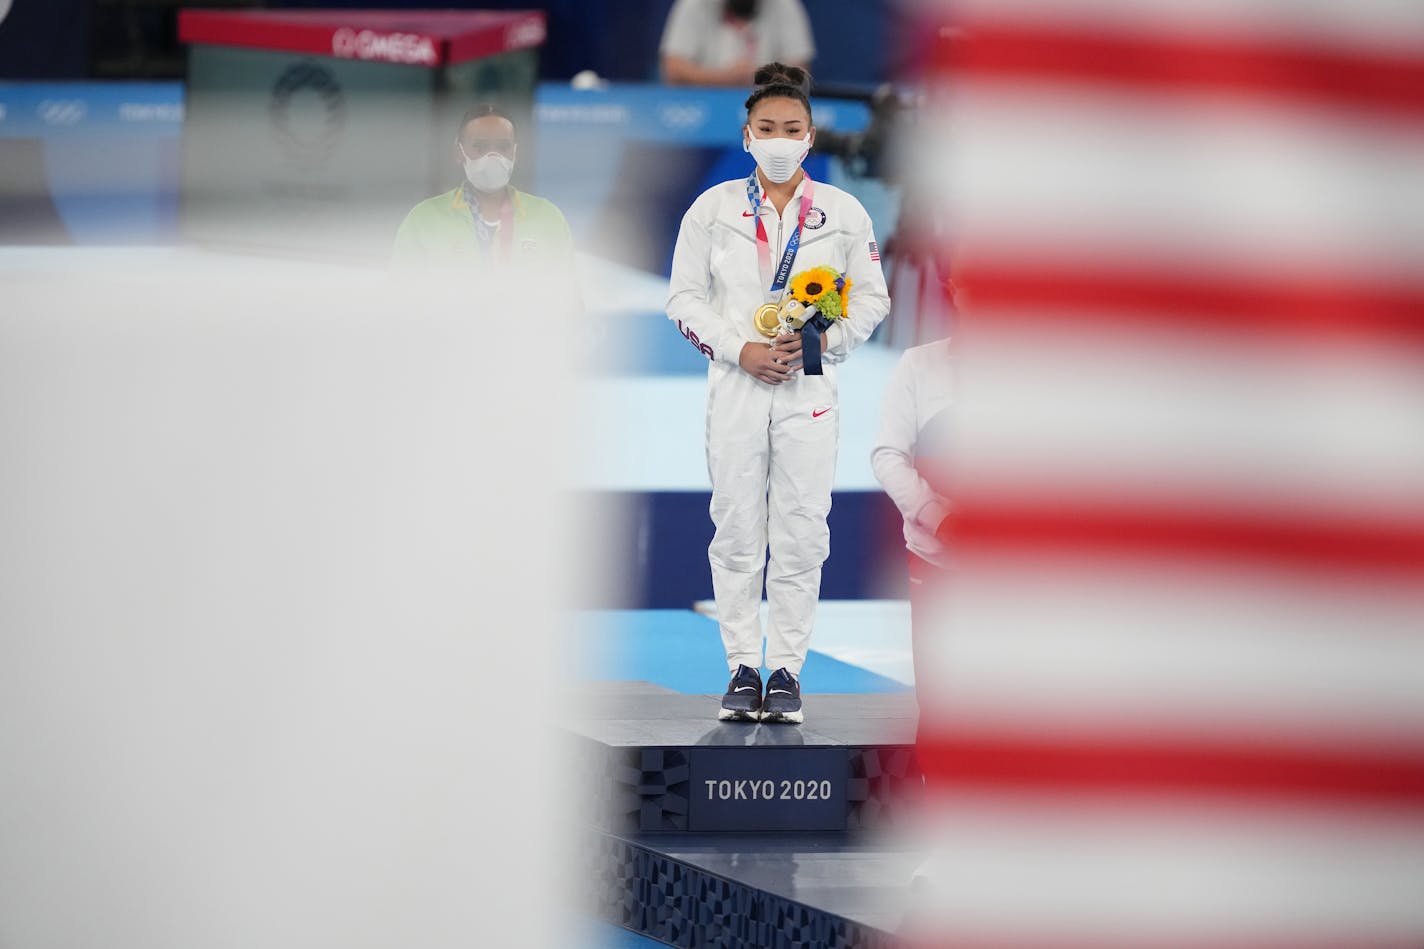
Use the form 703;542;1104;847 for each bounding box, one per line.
754;303;782;338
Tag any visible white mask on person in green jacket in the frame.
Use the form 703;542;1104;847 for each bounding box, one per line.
459;144;514;193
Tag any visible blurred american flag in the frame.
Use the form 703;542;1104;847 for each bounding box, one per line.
906;1;1424;945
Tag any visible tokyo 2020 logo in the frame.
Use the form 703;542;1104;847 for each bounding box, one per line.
268;60;347;166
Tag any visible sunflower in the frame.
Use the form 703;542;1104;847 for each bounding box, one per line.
789;266;850;320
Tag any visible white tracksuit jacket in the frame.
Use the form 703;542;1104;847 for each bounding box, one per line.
667;173;891;674
870;340;954;569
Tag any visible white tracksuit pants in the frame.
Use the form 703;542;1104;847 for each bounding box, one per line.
706;359;838;675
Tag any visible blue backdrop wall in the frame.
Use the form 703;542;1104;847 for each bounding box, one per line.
583;491;910;610
0;0;90;78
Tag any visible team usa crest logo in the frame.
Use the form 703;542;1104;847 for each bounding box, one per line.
804;207;827;229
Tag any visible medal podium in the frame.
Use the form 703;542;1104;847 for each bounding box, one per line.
177;9;545;259
573;682;923;946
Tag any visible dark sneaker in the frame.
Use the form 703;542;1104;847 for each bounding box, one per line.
718;664;763;721
760;667;803;724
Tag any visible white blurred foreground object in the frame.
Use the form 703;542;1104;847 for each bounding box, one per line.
0;249;577;949
570;69;608;91
905;1;1424;946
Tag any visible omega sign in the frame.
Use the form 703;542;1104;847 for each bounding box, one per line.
505;18;546;50
331;28;438;65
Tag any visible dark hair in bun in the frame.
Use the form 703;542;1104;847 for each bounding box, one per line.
745;62;813;122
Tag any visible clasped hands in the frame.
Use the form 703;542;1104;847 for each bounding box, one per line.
738;333;828;386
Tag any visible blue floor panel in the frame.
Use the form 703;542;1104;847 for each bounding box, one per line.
579;918;669;948
579;609;907;695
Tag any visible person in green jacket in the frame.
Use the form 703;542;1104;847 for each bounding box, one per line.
392;104;575;274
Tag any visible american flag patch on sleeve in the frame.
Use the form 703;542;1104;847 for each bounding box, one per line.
868;240;880;261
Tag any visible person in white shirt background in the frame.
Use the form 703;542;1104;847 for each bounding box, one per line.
871;335;952;883
659;0;815;87
667;62;891;723
870;336;954;695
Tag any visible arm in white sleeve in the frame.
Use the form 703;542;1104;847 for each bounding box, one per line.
870;353;944;528
658;0;702;59
775;0;816;66
822;204;890;364
667;201;743;366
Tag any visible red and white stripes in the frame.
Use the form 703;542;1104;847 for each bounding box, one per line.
904;0;1424;944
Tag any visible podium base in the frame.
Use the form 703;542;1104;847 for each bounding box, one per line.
571;682;922;835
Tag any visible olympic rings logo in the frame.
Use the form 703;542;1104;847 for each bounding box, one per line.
37;99;88;127
659;103;707;131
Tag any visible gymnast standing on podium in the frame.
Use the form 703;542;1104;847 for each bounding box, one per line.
666;63;891;723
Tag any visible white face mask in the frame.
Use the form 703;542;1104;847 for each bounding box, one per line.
744;127;811;184
460;144;514;193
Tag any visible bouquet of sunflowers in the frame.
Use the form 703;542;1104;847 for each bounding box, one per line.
774;266;852;375
776;265;852;333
